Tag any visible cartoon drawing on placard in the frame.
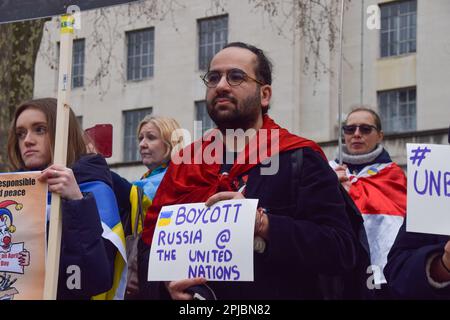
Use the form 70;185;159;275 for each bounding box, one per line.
0;200;30;300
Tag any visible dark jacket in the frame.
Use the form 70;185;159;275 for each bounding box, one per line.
139;148;358;299
57;154;116;299
110;170;133;233
384;221;450;299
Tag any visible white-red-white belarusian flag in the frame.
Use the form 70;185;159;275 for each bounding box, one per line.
330;161;407;284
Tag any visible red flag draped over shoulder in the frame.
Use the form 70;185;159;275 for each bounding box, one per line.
349;163;407;216
141;115;326;245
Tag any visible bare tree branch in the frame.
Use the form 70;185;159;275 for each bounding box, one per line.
0;19;47;171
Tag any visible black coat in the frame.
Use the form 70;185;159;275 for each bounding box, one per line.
110;170;133;233
57;154;117;299
139;148;358;299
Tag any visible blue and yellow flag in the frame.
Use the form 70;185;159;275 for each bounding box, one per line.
157;211;173;227
79;181;127;300
129;185;151;234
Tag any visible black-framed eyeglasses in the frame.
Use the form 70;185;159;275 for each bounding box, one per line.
342;124;378;135
201;68;264;88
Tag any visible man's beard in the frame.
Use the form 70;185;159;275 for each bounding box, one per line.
206;89;261;131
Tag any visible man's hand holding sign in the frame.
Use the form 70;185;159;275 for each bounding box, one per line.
206;192;269;239
148;192;265;300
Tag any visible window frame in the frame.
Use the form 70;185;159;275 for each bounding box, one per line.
195;100;215;137
126;28;155;81
56;38;86;89
379;0;417;58
378;87;417;133
72;38;85;88
198;15;228;71
123;107;153;162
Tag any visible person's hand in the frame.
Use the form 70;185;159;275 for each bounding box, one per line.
334;165;351;192
334;165;349;182
38;164;83;200
165;277;206;300
19;250;30;266
205;191;245;207
206;192;269;239
430;239;450;282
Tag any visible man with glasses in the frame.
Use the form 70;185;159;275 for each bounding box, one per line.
330;107;407;299
139;42;360;299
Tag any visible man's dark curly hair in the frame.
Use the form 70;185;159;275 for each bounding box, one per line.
219;42;273;114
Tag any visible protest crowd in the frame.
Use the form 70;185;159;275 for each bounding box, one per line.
1;40;449;301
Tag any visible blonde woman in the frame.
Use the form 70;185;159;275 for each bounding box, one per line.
133;116;184;199
112;116;183;299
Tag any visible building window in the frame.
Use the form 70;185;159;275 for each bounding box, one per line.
127;28;154;81
378;87;416;133
380;0;417;57
195;101;214;137
123;107;153;162
76;116;83;129
72;39;85;88
198;15;228;70
56;39;85;88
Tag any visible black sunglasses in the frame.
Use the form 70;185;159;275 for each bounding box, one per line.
342;124;378;135
201;68;264;88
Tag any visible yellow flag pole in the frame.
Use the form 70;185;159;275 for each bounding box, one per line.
43;14;74;300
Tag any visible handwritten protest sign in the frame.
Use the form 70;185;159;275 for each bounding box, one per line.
148;199;258;281
406;144;450;236
0;172;47;300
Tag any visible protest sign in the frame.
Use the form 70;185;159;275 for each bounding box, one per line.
0;172;47;300
148;199;258;282
406;143;450;236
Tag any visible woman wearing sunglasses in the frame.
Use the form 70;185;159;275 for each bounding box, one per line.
330;107;407;299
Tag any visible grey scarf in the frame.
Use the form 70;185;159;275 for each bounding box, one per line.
337;144;384;165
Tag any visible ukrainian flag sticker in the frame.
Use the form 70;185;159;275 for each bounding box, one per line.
367;167;379;175
158;211;173;227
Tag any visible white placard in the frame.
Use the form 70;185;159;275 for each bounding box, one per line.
148;199;258;281
406;143;450;235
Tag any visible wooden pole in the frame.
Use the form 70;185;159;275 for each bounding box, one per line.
43;14;74;300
